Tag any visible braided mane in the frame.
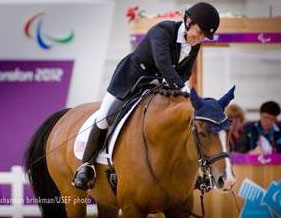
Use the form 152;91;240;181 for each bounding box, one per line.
151;88;189;98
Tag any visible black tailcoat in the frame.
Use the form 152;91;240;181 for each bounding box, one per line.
107;21;201;100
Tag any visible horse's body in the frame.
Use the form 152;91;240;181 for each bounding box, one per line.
25;91;235;218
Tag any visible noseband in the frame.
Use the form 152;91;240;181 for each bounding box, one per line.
192;120;230;194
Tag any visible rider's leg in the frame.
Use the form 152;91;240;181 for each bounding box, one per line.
73;92;120;190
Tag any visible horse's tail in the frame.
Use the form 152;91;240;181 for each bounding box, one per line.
24;108;70;218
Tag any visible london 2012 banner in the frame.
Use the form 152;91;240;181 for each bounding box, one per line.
0;0;114;216
0;60;73;171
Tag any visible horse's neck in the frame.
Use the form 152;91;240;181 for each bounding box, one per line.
145;95;198;171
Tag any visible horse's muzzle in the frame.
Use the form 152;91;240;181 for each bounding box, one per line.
213;174;236;192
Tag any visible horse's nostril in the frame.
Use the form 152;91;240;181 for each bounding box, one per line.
217;176;225;188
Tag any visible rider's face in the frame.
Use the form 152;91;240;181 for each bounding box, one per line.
185;24;206;46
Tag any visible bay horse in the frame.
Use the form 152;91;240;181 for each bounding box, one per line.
25;87;236;218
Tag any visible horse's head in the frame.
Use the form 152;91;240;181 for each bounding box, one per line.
190;86;236;192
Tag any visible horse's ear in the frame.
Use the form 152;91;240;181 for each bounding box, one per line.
218;86;236;109
190;88;203;110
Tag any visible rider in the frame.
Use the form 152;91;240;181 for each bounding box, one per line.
73;2;220;190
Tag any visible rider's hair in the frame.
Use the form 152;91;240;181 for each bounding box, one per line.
183;14;195;31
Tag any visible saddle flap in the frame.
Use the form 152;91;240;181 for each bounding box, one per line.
74;91;149;165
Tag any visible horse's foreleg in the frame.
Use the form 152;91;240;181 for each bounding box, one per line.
120;203;147;218
164;210;190;218
97;202;119;218
164;195;194;218
65;202;87;218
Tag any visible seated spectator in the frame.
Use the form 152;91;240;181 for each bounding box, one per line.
235;101;281;154
225;104;245;151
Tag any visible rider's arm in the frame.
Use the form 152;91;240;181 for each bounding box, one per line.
149;24;185;89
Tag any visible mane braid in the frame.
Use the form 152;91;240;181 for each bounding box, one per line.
151;88;189;98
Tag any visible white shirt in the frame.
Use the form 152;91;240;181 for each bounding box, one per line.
176;23;191;63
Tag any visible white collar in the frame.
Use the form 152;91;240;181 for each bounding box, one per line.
177;22;187;44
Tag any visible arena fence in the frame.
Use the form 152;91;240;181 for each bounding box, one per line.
0;165;97;217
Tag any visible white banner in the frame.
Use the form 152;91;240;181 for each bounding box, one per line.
0;0;115;105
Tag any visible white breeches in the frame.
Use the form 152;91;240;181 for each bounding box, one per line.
96;92;120;129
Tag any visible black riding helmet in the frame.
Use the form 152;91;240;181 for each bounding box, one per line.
185;2;220;40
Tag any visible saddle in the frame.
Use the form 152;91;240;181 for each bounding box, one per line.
103;76;163;193
104;76;163;150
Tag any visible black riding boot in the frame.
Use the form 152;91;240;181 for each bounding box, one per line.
72;122;107;190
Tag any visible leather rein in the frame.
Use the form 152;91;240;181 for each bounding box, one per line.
192;121;229;194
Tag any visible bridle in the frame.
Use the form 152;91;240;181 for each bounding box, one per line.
141;91;231;217
192;118;241;217
192;118;230;194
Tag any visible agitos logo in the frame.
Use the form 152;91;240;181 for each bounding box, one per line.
24;12;74;50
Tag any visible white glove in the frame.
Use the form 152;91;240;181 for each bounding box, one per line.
180;86;190;93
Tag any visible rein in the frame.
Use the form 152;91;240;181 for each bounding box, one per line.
141;91;204;217
192;125;229;193
140;90;232;217
141;92;195;215
193;116;230;166
194;126;230;165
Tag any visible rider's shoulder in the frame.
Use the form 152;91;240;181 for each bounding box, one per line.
148;20;181;36
153;20;181;29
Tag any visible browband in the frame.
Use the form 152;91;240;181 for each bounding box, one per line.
194;116;228;125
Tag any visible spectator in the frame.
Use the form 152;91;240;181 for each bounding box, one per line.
235;101;281;154
225;104;245;151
